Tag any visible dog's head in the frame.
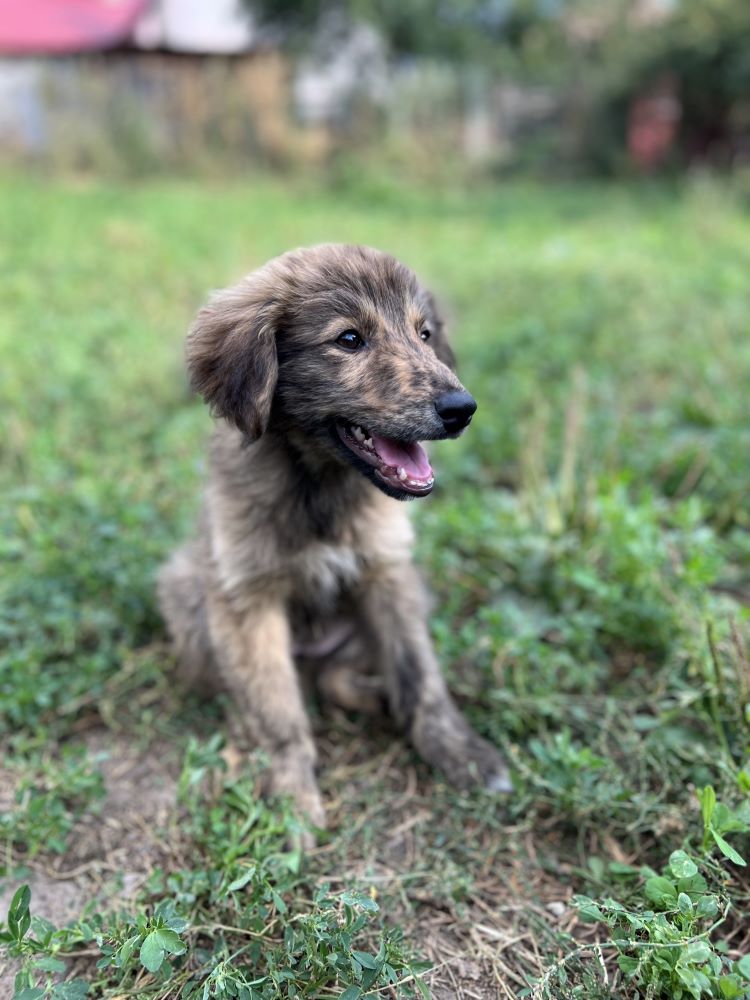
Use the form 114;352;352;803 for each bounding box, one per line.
186;244;476;500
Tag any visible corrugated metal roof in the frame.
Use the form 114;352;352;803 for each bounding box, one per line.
0;0;149;54
0;0;257;56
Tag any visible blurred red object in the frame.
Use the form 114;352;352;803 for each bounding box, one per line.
628;75;682;171
0;0;148;54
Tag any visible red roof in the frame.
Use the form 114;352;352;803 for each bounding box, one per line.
0;0;149;54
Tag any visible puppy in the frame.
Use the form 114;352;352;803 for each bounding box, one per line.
158;244;510;839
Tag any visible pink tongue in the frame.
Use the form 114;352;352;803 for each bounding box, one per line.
370;434;432;480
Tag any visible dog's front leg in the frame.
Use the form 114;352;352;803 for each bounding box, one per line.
206;590;325;842
360;563;512;793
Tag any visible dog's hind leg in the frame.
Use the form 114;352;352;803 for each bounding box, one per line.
357;562;512;793
313;634;385;716
157;543;221;696
317;660;384;715
292;616;384;715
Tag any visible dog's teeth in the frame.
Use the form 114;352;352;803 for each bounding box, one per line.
352;426;364;441
364;438;373;450
398;467;407;482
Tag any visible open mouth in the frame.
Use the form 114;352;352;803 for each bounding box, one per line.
336;422;435;497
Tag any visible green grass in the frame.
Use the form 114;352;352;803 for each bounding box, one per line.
2;172;750;999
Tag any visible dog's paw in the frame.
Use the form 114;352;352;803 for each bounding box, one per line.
265;753;326;848
285;792;326;851
484;768;513;794
412;705;513;794
292;784;327;835
451;730;513;794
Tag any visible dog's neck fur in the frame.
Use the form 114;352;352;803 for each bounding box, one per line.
248;427;379;546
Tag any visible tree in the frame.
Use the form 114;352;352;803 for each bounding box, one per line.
246;0;574;72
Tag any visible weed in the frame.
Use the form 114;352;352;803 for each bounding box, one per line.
1;742;428;998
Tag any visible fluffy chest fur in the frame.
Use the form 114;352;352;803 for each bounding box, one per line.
289;542;361;602
205;425;415;605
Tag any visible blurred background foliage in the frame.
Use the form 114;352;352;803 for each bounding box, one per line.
1;0;749;179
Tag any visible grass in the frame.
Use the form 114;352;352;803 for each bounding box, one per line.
1;170;750;999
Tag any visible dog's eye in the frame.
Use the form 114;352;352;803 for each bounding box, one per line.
420;329;431;342
336;330;364;351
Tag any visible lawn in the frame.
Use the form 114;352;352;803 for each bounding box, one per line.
2;172;750;999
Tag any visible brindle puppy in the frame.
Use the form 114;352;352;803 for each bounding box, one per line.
158;244;510;841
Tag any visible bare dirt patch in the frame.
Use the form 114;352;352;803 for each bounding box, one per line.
0;730;180;992
1;714;587;997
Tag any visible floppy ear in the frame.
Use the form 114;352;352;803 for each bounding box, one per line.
421;289;456;372
185;271;281;441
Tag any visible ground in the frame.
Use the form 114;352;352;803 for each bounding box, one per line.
2;173;750;999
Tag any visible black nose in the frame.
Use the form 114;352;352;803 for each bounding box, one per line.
435;390;477;433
